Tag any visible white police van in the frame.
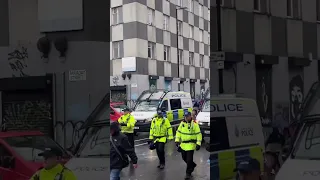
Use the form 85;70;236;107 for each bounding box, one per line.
276;82;320;180
196;89;210;138
64;94;109;180
210;95;265;180
131;90;193;132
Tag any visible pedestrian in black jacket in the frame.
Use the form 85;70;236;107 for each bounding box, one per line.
110;121;138;180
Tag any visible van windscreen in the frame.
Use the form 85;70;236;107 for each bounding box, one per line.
209;117;230;152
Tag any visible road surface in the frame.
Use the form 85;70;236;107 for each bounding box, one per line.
120;133;210;180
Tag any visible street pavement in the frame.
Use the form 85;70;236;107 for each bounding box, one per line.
120;133;210;180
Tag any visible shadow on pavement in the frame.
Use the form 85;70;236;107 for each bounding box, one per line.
121;141;210;180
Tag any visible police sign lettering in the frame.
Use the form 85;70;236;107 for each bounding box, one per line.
211;104;243;112
171;94;186;98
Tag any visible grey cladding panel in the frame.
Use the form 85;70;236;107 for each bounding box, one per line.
183;37;189;50
156;28;164;44
195;67;200;79
155;0;163;12
171;33;177;48
205;69;209;79
136;57;149;75
171;63;178;77
170;3;177;18
303;22;317;58
46;0;110;42
194;15;199;27
204;44;209;55
157;61;164;76
271;17;287;56
184;65;190;78
204;20;208;31
183;10;189;23
0;0;9;46
194;41;199;53
123;22;148;40
236;11;254;54
210;7;218;51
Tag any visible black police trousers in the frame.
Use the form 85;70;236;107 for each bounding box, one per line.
124;133;135;148
155;142;165;164
181;150;197;175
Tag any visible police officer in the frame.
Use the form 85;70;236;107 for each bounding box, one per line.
118;108;136;148
234;158;262;180
148;110;173;169
175;112;202;180
30;148;76;180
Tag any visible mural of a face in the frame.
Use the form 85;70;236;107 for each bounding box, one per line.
289;75;303;122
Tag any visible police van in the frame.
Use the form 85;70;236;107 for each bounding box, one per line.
276;82;320;180
210;95;265;180
196;88;210;138
131;90;193;132
64;94;109;180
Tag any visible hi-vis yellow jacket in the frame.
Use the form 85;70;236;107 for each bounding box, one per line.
118;113;136;133
175;120;202;151
149;117;173;143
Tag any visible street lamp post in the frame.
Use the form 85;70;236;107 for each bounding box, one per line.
176;7;187;91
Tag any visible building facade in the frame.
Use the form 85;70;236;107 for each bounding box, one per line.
210;0;320;136
110;0;210;103
0;0;109;150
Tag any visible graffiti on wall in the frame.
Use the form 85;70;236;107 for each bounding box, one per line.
200;84;206;99
8;46;29;77
289;74;304;123
112;76;120;86
2;100;52;131
54;120;85;151
256;67;273;126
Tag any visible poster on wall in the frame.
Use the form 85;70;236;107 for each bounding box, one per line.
289;72;304;123
149;79;157;92
165;80;172;91
190;82;195;99
256;66;273;126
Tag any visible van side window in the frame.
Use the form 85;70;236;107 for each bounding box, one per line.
160;100;168;111
170;99;182;110
0;145;13;168
210;117;230;151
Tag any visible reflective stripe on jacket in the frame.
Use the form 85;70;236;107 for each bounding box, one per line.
175;120;202;150
118;114;136;133
149;117;173;143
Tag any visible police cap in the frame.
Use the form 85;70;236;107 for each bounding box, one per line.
38;148;62;158
184;112;191;117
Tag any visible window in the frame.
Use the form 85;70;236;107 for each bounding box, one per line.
199;30;204;42
5;135;68;162
164;46;170;61
164;15;170;30
112;41;122;59
189;25;194;38
178;49;184;64
208;8;210;19
170;99;182;110
78;126;108;157
199;4;203;17
200;55;204;67
287;0;293;17
160;100;168;111
189;52;194;65
148;42;156;59
112;7;121;25
177;21;183;35
178;0;183;6
208;34;210;44
209;117;230;151
254;0;260;11
148;8;155;25
188;0;194;12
